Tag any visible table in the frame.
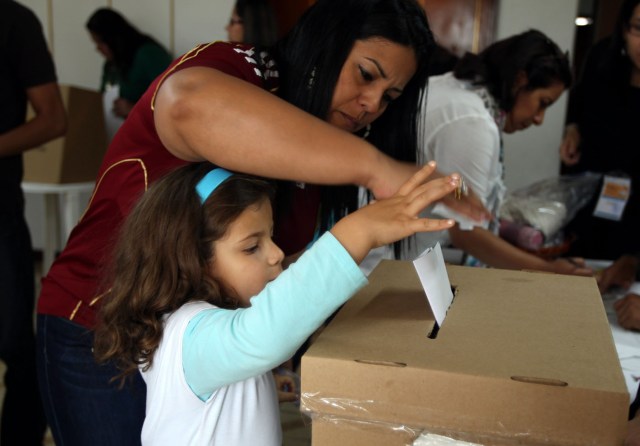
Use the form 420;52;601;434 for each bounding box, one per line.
584;259;640;401
605;288;640;402
22;181;95;274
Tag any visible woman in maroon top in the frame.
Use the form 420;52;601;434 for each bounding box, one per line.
36;1;485;445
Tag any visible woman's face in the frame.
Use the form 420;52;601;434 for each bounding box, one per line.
328;38;417;134
503;75;565;134
624;3;640;82
210;197;284;307
226;8;244;43
90;32;112;61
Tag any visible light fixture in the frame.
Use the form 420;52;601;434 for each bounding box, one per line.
575;16;594;26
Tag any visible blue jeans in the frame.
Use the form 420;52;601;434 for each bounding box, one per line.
36;314;146;446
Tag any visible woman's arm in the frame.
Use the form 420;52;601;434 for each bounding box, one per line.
153;64;487;227
154;66;411;199
0;82;67;157
449;225;592;276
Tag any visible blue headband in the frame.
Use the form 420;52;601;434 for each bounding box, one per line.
196;168;234;203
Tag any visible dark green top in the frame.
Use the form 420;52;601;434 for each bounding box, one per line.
101;41;172;102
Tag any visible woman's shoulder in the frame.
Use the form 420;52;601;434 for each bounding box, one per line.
426;73;492;116
171;41;279;89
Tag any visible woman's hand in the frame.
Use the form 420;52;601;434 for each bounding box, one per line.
369;160;490;224
559;124;581;166
549;257;593;277
437;178;490;223
331;161;458;263
614;294;640;331
598;255;639;293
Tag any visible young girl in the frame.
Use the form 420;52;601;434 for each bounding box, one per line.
94;161;459;445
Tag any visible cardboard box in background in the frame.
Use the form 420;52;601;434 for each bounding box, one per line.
24;84;107;184
301;261;629;446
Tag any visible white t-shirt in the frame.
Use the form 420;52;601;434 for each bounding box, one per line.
140;232;368;445
412;72;506;258
141;301;281;446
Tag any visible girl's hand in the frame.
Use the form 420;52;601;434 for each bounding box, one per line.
331;161;458;263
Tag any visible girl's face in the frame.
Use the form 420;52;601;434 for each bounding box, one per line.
210;197;284;307
226;9;244;43
328;38;417;134
624;3;640;83
90;32;112;61
503;74;565;134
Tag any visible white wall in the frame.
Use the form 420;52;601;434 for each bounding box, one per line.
19;0;234;252
495;0;580;191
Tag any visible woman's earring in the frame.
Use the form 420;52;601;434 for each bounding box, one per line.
306;67;316;90
363;124;371;139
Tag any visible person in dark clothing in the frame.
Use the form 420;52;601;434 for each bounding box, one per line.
560;0;640;261
0;1;67;444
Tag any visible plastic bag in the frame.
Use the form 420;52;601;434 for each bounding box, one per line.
498;172;602;246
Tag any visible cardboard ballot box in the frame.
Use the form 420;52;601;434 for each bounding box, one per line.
301;261;629;446
24;85;107;183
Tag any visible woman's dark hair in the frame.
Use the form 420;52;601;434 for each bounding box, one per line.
454;29;572;111
602;0;640;85
86;8;163;79
94;163;275;383
272;0;435;254
235;0;278;48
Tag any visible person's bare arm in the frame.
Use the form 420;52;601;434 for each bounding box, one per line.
152;65;486;226
0;82;67;157
154;67;404;193
449;225;592;276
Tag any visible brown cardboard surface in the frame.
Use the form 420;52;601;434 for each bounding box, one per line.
23;85;107;183
301;261;629;445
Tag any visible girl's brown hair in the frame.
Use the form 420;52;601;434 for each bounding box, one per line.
93;162;275;384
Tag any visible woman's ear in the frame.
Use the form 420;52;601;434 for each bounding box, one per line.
513;70;529;91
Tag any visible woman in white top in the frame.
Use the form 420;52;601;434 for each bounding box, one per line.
416;29;591;276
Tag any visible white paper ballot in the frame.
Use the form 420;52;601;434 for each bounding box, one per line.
103;84;125;142
413;242;454;326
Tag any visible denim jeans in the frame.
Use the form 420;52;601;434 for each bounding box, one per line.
36;314;146;446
